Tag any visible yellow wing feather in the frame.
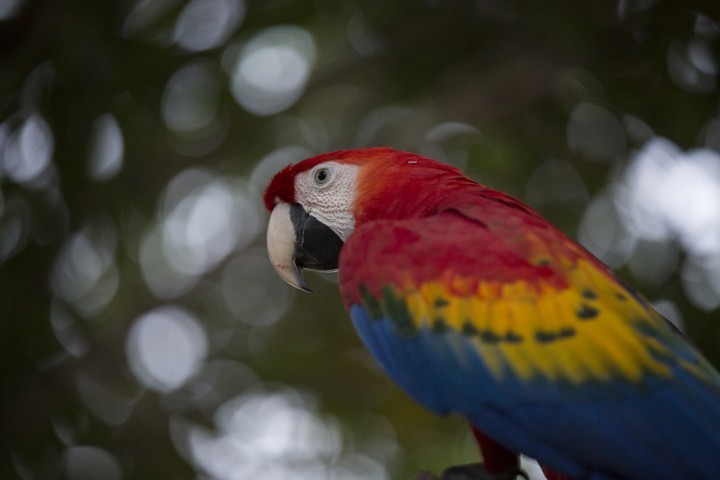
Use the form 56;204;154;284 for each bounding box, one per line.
400;259;673;384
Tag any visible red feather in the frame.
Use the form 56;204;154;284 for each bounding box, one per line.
339;154;598;302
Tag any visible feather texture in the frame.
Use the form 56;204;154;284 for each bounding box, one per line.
338;161;720;479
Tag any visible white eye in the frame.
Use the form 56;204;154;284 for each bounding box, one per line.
313;167;332;186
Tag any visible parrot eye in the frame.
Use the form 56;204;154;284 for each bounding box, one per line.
313;167;332;186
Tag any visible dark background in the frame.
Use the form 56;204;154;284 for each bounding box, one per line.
2;1;720;479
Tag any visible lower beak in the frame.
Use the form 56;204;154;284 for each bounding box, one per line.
266;203;344;292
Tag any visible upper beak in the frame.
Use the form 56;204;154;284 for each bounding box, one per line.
266;203;344;292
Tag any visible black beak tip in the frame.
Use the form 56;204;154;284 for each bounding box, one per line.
297;275;314;293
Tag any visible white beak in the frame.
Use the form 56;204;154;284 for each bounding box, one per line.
266;202;312;292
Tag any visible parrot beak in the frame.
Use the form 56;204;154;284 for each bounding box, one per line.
266;202;344;293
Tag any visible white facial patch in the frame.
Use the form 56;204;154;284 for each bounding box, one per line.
294;162;359;241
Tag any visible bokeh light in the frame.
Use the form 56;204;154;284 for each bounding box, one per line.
175;388;394;480
566;102;626;162
74;371;138;426
580;136;720;310
140;169;262;298
0;0;22;21
0;195;32;261
2;114;54;186
525;158;589;207
226;25;316;116
221;249;296;327
578;192;633;268
667;39;717;93
126;305;208;392
617;138;720;252
173;0;245;52
63;446;123;480
50;216;119;318
162;62;222;135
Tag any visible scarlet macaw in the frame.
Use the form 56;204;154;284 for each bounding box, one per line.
263;147;720;480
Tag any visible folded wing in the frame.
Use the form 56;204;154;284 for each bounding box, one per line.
339;199;720;480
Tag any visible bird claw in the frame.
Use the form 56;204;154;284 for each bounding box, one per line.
441;463;529;480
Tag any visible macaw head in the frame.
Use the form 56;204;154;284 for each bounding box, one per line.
263;147;464;292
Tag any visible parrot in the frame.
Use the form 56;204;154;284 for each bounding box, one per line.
263;147;720;480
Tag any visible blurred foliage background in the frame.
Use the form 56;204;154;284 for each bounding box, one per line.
2;1;720;479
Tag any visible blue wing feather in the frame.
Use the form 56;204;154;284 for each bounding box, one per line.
350;304;720;480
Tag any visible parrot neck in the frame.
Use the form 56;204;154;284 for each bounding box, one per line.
352;160;491;226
